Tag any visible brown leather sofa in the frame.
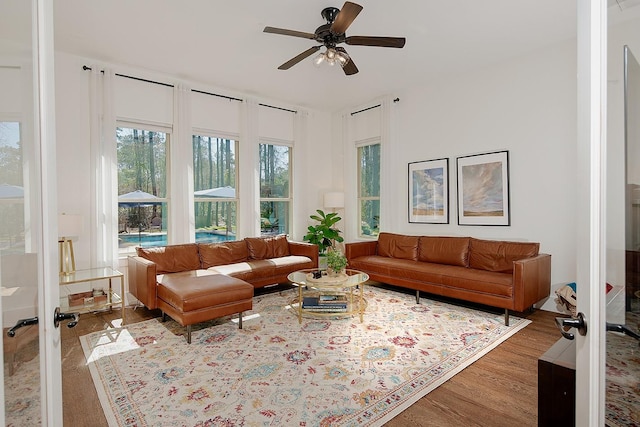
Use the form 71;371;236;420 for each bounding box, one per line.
345;232;551;325
128;235;317;342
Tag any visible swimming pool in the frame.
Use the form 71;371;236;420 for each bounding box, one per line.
119;231;235;248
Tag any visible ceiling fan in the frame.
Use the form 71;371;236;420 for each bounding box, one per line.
263;1;406;75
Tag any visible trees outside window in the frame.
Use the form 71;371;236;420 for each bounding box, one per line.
193;135;237;243
116;126;168;253
259;143;290;236
358;143;380;237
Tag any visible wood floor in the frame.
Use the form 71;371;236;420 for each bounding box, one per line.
60;285;561;427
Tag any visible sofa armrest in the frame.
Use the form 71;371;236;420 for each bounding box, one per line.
512;253;551;311
288;241;319;268
345;241;378;261
127;256;159;310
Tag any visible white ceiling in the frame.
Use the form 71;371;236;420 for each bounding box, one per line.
3;1;593;111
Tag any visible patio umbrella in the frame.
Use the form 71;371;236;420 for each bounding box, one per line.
0;184;24;201
118;190;161;241
194;186;236;198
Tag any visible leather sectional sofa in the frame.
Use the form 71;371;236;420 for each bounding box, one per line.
345;232;551;325
127;235;317;342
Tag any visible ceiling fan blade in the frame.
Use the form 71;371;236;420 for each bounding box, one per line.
264;26;315;40
277;46;321;70
342;58;359;75
330;1;363;35
345;36;406;48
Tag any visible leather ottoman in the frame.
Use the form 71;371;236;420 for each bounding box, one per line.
157;272;254;343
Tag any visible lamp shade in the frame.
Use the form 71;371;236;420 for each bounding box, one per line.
58;214;83;239
324;192;344;209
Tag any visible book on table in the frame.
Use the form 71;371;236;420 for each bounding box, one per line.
302;296;347;311
318;294;348;304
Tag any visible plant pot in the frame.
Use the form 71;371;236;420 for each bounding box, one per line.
327;267;343;277
319;254;328;270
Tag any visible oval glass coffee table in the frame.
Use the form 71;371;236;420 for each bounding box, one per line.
287;268;369;323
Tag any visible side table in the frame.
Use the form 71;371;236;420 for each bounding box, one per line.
59;267;126;324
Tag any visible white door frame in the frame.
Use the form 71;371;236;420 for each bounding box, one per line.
37;0;64;424
575;0;607;425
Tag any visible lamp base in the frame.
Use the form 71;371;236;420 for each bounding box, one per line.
59;238;76;275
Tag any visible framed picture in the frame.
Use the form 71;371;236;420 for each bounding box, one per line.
456;151;510;226
408;158;449;224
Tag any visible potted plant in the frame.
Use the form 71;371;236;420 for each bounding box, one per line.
326;249;348;276
303;209;344;255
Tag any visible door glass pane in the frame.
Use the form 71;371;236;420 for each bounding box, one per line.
610;44;640;426
1;0;43;422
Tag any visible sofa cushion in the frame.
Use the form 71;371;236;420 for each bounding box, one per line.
245;235;290;260
208;259;276;281
198;241;248;268
469;238;539;273
377;232;419;260
136;244;200;274
418;236;470;267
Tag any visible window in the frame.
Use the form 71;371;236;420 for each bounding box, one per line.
0;121;24;252
116;126;168;253
193;134;237;243
358;143;380;237
259;143;291;236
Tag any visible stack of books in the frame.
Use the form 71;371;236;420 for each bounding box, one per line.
302;294;348;312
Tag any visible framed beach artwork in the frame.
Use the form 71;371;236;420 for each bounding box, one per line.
456;151;510;226
408;158;449;224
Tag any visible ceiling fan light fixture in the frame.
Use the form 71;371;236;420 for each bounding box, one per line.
313;52;326;66
335;50;350;67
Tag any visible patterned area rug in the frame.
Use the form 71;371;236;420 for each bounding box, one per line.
80;285;530;427
606;311;640;427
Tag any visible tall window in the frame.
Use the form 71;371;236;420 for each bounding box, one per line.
0;122;24;252
259;143;291;236
193;135;237;243
358;143;380;237
116;126;168;253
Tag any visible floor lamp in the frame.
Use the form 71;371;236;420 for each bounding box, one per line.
323;192;344;213
58;214;82;275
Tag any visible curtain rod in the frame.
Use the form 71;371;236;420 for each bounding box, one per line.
351;104;381;116
83;66;297;112
191;89;242;103
83;65;174;88
259;103;297;114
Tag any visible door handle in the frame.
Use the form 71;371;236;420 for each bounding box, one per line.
555;312;587;340
606;322;640;343
54;307;79;328
6;317;38;337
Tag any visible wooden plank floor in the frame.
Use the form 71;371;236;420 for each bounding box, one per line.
60;285;561;427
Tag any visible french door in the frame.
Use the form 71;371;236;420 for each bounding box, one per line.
575;0;607;425
1;0;63;425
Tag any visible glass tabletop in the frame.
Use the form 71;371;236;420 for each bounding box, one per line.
288;268;369;289
59;267;123;285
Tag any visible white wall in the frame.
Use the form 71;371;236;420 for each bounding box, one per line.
340;39;579;312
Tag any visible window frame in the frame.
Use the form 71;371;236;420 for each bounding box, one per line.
356;139;381;239
116;120;171;254
192;129;239;243
258;139;292;236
